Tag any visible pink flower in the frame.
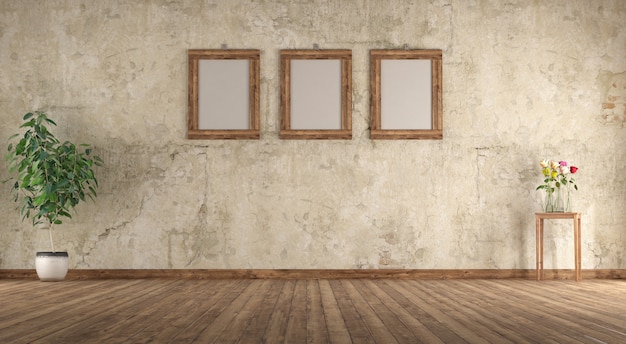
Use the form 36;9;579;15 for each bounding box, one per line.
570;166;578;174
559;161;567;166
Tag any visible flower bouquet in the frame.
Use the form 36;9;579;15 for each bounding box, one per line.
536;159;578;212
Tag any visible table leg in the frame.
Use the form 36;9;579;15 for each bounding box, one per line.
574;215;581;281
536;216;543;281
539;219;544;279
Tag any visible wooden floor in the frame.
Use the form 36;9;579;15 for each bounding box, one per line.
0;279;624;343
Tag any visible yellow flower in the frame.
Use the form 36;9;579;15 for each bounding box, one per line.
542;168;551;176
551;171;558;178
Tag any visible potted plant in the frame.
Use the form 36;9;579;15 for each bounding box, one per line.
4;111;102;281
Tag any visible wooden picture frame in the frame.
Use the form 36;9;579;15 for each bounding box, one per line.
370;49;442;139
280;49;352;139
188;49;260;139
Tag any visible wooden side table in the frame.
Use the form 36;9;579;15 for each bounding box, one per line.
535;212;582;281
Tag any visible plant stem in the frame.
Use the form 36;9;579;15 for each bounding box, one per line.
49;220;55;253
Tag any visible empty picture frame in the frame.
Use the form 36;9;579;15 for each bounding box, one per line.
188;49;260;139
280;49;352;139
370;49;443;139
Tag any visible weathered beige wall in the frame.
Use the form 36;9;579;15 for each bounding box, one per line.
1;0;625;270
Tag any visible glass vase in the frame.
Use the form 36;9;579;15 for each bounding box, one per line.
564;187;572;212
544;189;554;212
554;187;564;212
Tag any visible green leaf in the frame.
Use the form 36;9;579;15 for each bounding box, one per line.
44;117;57;126
5;111;101;229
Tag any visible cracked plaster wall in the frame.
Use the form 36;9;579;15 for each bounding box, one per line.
0;0;625;270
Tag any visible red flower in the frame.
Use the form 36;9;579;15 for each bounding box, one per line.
570;166;578;174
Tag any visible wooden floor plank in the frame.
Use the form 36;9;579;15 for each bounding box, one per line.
129;280;238;343
170;279;258;343
91;280;214;343
386;280;488;343
0;280;105;322
237;280;285;342
0;280;150;342
376;280;468;343
352;279;438;343
318;279;352;344
473;280;623;343
284;279;309;343
440;280;566;343
261;279;296;343
338;279;400;343
491;280;626;343
0;278;624;343
457;280;581;343
212;279;274;343
305;280;330;344
131;280;245;343
536;280;626;328
328;279;376;343
485;281;618;341
363;279;448;343
45;279;182;343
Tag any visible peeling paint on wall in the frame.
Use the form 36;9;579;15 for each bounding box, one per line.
599;71;626;125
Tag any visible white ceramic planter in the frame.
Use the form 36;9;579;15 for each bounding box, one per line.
35;252;69;282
